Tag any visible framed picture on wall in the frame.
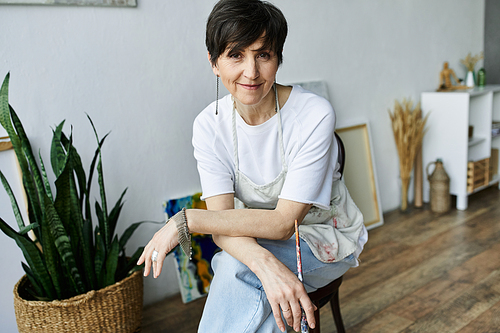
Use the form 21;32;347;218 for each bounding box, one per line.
0;0;136;6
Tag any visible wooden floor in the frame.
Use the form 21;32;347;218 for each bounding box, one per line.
142;186;500;333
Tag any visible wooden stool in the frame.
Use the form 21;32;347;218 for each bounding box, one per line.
307;276;345;333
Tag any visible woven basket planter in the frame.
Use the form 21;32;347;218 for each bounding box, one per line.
13;270;143;333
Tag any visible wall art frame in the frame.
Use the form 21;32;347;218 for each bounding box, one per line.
0;0;136;7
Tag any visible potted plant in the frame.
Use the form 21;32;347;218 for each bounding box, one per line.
0;73;149;333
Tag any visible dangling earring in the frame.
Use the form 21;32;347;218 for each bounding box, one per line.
274;77;278;113
215;75;220;115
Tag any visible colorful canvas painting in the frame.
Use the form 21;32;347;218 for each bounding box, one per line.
164;193;220;303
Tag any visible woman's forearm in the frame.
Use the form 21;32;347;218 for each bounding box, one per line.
206;195;281;270
212;234;272;273
186;199;311;240
188;209;290;240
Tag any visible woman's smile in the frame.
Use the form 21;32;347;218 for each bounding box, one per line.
238;83;264;90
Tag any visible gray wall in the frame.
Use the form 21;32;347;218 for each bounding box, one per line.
0;1;484;331
485;0;500;84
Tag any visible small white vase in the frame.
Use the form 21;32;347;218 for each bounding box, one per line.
465;71;475;88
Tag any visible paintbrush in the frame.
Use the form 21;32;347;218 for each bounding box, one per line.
295;219;308;333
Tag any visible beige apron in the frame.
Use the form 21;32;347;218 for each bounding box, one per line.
232;86;364;263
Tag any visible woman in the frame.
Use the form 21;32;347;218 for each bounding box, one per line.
138;1;367;332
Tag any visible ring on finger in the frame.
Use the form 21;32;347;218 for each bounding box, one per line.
282;308;291;312
151;250;159;262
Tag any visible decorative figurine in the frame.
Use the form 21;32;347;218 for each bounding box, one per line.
437;62;468;92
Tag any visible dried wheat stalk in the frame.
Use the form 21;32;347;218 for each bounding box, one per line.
460;52;484;72
389;98;429;210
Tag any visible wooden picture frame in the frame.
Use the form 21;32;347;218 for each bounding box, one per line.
0;136;13;152
0;0;136;6
336;121;384;229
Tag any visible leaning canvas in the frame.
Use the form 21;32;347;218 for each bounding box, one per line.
164;193;220;303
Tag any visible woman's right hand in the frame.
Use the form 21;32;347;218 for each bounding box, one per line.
252;253;317;332
137;220;179;279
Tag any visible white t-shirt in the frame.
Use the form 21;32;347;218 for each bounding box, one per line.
193;85;340;210
193;85;368;264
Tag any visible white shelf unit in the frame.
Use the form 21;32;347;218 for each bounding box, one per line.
421;85;500;210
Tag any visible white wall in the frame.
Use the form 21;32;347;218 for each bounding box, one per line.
0;0;484;331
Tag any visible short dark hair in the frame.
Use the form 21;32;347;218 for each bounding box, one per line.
206;0;288;66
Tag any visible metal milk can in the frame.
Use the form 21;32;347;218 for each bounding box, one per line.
426;159;451;213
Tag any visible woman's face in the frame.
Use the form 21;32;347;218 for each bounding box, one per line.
211;38;278;108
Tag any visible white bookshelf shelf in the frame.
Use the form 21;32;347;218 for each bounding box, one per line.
468;137;486;147
421;85;500;210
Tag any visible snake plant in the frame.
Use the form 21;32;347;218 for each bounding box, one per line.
0;73;149;301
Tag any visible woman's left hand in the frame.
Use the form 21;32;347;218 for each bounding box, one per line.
137;220;179;278
253;253;317;332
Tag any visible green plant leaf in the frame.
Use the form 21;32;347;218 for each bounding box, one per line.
85;133;108;223
0;78;34;216
41;210;63;299
11;107;46;200
50;121;67;178
53;144;82;263
54;153;72;230
116;246;144;281
10;106;47;204
119;220;163;252
19;223;39;235
0;78;23;168
94;227;105;288
0;216;55;299
95;201;106;252
127;263;145;275
0;74;17;143
60;132;87;207
0;169;26;231
105;236;119;287
108;188;127;240
43;195;85;294
97;159;109;248
9;105;46;242
39;151;53;201
69;169;94;291
88;115;110;249
82;218;96;289
21;262;44;298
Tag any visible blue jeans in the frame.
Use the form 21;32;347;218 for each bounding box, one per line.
198;237;357;332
